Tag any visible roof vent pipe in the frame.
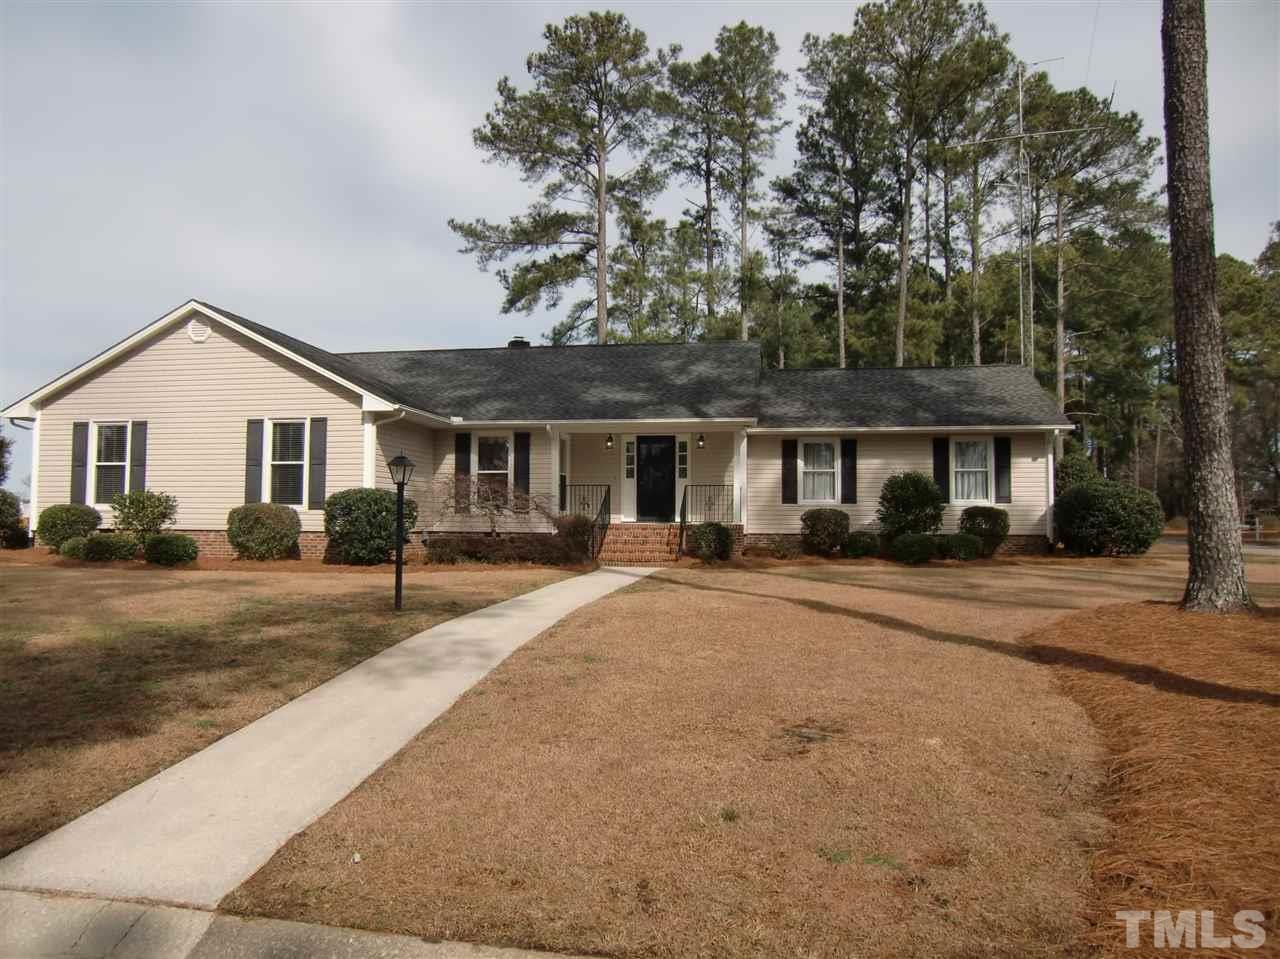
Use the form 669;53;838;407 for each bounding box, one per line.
507;336;530;349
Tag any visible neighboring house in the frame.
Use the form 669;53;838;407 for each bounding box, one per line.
2;300;1071;561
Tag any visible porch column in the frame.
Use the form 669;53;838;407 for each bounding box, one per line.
734;429;748;526
548;427;560;514
1045;431;1056;542
360;412;377;487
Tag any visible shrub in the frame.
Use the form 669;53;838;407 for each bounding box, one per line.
1055;480;1164;556
110;489;178;541
425;538;462;565
426;533;577;566
958;506;1010;557
937;532;982;561
800;508;850;555
226;503;301;560
890;532;937;565
554;514;595;564
144;533;199;566
59;536;88;560
877;472;945;542
83;532;139;562
841;530;880;558
772;540;801;560
1055;450;1100;495
688;522;734;561
37;503;101;549
0;489;25;548
323;488;419;565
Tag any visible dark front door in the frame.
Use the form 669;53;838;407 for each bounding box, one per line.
636;435;676;522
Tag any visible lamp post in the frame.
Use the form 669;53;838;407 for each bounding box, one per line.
387;452;415;611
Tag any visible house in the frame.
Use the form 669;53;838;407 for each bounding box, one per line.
2;300;1070;561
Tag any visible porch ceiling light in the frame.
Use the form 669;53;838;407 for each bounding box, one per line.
696;433;705;449
605;433;614;450
388;452;415;487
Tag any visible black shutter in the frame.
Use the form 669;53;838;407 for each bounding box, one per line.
994;436;1012;504
244;419;264;503
129;421;147;493
932;437;950;503
308;417;327;510
70;422;89;504
781;439;798;504
840;438;857;504
454;432;471;511
514;431;531;508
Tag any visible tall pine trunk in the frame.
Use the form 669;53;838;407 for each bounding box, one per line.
703;135;716;323
595;143;608;343
942;166;953;302
739;167;749;341
970;158;982;365
836;230;847;368
1055;194;1067;458
1161;0;1253;612
895;148;913;367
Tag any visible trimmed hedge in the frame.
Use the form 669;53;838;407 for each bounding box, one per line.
1055;451;1099;495
226;503;301;560
37;504;101;549
59;536;89;560
689;522;734;561
877;472;945;541
144;533;199;566
83;532;139;562
1055;480;1164;556
890;532;938;565
426;534;575;566
324;488;419;565
958;506;1010;557
554;515;595;564
801;508;850;555
110;490;178;541
841;530;880;558
937;532;982;561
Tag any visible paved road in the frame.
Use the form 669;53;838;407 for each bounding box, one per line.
0;568;653;909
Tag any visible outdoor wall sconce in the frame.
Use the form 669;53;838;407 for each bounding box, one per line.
696;433;705;449
605;433;614;450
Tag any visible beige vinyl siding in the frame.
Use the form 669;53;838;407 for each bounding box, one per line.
746;432;1050;536
690;430;734;486
566;433;619;517
36;318;364;532
429;428;555;532
374;420;436;531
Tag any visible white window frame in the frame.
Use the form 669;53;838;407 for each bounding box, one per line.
797;436;839;505
473;431;514;505
264;418;309;510
91;420;131;509
951;435;995;505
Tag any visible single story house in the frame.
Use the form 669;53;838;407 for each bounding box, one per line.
2;300;1070;561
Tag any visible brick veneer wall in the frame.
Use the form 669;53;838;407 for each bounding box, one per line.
742;531;1050;555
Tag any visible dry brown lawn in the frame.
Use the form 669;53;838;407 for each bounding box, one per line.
0;556;570;858
225;544;1279;958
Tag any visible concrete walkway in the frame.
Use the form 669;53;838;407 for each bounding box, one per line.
0;889;583;958
0;567;652;909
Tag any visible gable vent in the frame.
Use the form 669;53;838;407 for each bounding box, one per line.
187;318;211;343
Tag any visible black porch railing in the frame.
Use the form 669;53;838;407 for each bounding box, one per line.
678;484;734;555
563;484;611;560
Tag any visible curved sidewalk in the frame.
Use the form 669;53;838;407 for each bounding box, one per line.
0;567;652;909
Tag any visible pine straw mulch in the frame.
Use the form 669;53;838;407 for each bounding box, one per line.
1027;601;1280;957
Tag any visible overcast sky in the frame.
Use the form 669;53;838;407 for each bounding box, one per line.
2;0;1277;494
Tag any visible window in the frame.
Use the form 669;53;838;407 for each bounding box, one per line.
271;421;306;506
800;439;837;503
953;438;992;502
95;423;129;504
677;439;689;479
624;439;636;479
477;435;510;505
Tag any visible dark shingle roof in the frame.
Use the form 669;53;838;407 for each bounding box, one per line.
338;341;763;421
757;365;1070;428
200;300;1067;428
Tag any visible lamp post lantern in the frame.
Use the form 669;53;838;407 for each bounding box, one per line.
387;452;415;611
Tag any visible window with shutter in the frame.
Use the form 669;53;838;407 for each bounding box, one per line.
94;423;129;503
270;421;306;506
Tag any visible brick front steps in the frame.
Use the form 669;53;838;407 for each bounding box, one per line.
597;523;683;566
